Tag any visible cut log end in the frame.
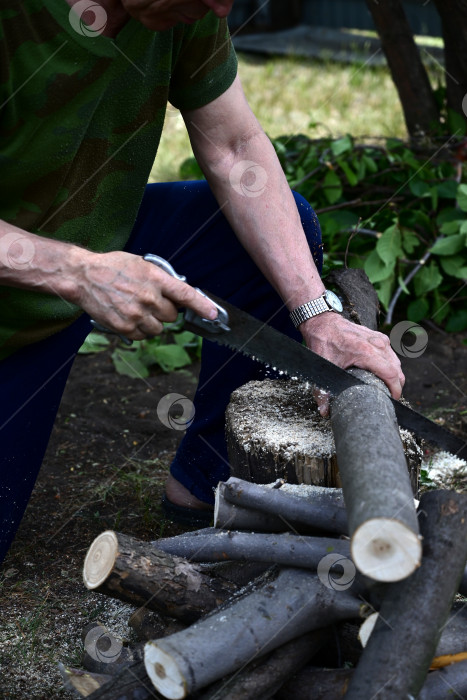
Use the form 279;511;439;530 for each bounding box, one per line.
351;518;422;582
358;612;379;648
144;642;186;700
83;530;118;589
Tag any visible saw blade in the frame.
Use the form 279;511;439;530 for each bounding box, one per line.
185;295;467;460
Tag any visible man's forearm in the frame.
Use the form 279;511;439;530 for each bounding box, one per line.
191;129;325;311
0;220;85;302
0;219;218;339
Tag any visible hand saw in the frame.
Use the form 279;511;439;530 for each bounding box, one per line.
93;254;467;459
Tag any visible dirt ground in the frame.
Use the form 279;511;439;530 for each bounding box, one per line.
0;325;466;699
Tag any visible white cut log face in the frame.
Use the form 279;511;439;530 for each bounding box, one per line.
351;519;422;582
358;612;379;648
145;642;187;699
83;530;118;589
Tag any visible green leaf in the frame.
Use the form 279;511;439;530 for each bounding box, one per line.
439;255;467;278
445;309;467;332
150;344;192;373
330;135;352;157
401;209;431;234
173;331;199;348
431;291;451;324
111;350;150;378
409;180;431;198
456;183;467;212
413;261;443;296
78;332;110;355
430;235;466;256
436;180;458;199
407;298;429;322
362;154;378;173
364;249;395;283
447;108;467;136
376;224;402;265
401;229;420;254
436;207;462;225
356;157;366;180
376;275;395;310
440;220;461;235
319;210;359;236
430;186;438;211
323;170;342;204
397;274;410;295
337;159;358;186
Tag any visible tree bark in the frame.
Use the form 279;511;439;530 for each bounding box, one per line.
128;608;186;643
432;0;467;126
419;660;467;700
155;528;350;571
326;268;380;331
331;368;421;582
460;562;467;596
275;667;353;699
216;477;348;535
215;482;293;533
327;267;421;493
429;603;467;669
359;604;467;667
198;629;332;700
144;568;366;699
82;531;238;623
275;661;467;700
365;0;440;138
344;490;467;699
226;379;339;487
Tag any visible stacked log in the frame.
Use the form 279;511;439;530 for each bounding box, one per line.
63;270;465;698
64;483;467;700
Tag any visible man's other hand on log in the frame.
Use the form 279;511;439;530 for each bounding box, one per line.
300;313;405;416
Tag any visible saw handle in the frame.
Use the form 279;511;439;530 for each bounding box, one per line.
90;254;230;344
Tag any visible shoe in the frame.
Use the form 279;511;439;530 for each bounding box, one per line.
161;494;214;527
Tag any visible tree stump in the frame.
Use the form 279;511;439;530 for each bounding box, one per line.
226;268;421;493
226;378;421;491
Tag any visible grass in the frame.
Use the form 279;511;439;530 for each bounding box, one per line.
348;28;444;49
150;53;414;183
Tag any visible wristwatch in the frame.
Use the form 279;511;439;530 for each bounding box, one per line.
289;290;343;328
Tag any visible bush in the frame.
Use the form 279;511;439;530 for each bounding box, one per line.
180;135;467;330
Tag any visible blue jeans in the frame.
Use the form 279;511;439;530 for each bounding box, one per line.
0;181;322;563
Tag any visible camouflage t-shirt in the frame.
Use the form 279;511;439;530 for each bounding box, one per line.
0;0;237;359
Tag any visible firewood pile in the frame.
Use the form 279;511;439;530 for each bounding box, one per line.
61;478;467;700
60;270;467;699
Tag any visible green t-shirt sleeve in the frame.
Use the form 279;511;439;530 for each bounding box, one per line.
168;14;238;111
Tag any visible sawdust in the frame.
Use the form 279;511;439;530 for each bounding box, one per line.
423;451;467;492
228;379;422;464
227;379;335;459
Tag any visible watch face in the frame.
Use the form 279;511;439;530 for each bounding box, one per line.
324;290;343;313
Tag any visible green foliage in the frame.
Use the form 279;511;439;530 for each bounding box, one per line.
78;333;110;354
179;156;204;180
266;134;467;329
176;134;467;329
80;316;202;378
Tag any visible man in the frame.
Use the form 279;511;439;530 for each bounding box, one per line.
0;0;404;563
